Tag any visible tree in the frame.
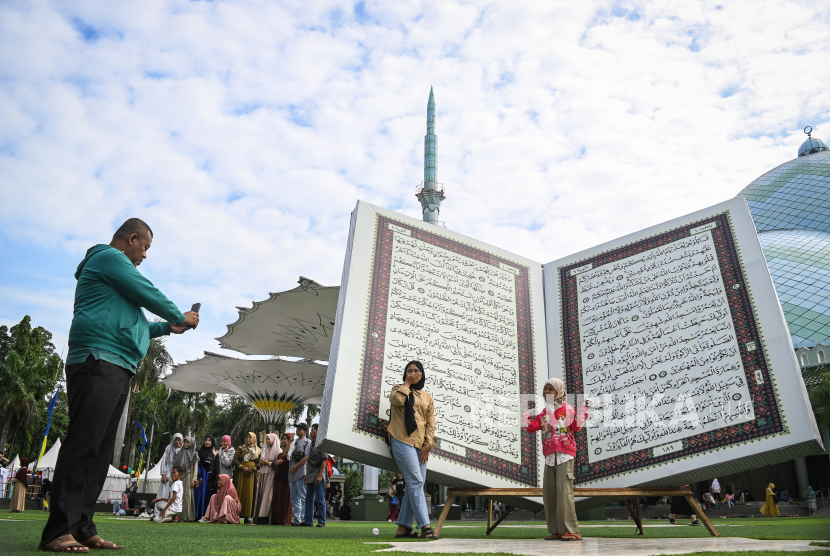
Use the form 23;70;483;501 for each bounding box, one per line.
0;316;62;455
207;396;263;447
113;337;175;468
809;371;830;428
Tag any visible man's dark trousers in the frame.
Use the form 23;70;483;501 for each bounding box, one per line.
40;355;131;547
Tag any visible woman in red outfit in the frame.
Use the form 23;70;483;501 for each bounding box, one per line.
524;378;586;541
269;433;294;525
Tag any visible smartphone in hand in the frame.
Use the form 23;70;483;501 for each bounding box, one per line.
191;303;201;313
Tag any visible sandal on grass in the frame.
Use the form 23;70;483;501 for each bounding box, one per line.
420;527;438;540
80;536;124;550
39;535;90;553
394;528;419;539
560;533;582;541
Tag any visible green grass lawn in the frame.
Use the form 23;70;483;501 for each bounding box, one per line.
1;510;829;556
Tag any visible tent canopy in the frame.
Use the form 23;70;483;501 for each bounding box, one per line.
165;352;326;425
31;439;61;470
107;465;129;478
6;455;19;470
215;277;339;361
144;463;162;480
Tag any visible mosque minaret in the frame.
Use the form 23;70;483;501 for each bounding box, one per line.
416;86;446;225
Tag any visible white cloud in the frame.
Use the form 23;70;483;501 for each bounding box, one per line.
1;0;829;364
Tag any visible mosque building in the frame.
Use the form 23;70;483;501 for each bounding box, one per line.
705;128;830;503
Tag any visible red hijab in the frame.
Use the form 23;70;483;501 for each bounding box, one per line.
15;459;31;485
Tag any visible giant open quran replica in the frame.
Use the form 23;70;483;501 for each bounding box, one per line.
317;199;823;510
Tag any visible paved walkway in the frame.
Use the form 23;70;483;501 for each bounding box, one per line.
373;537;825;555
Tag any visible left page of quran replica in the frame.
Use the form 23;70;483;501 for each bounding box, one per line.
318;201;549;505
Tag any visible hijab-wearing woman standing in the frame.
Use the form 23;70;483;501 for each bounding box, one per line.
201;474;241;524
194;435;219;520
761;483;779;517
388;361;437;540
156;434;183;505
233;432;261;523
524;378;587;541
254;433;281;524
270;433;293;525
10;458;31;512
218;435;235;478
172;436;198;521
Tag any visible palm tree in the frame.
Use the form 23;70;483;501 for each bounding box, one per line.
305;404;320;430
0;352;53;453
113;337;175;468
0;316;62;455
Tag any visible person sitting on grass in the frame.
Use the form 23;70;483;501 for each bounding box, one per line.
200;474;241;524
702;492;716;511
524;378;587;541
151;466;183;523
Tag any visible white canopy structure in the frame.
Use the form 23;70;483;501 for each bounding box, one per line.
99;465;130;502
216;277;339;361
165;352;327;426
144;463;162;480
6;455;19;469
31;439;61;471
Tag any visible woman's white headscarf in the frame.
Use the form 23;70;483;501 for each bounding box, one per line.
258;433;283;475
544;378;567;410
159;433;183;475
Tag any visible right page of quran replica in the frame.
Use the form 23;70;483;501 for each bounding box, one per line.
544;196;824;498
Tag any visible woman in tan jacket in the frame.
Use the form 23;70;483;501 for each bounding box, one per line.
388;360;437;540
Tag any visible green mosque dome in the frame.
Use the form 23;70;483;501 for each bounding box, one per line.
739;131;830;348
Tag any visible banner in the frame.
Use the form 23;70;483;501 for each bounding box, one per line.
33;388;59;473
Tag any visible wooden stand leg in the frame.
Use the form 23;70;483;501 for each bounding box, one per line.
685;495;720;537
623;500;644;535
435;493;455;537
488;499;492;531
486;505;516;536
636;498;644;534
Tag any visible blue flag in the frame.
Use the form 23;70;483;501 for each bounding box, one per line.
34;388;60;472
134;422;148;453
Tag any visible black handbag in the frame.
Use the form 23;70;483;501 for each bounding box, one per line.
292;442;307;463
307;451;323;469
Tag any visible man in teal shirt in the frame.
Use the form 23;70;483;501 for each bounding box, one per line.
40;218;199;552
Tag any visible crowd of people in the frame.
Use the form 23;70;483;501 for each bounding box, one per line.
129;424;338;526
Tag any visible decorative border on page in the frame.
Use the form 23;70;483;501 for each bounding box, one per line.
354;215;539;486
559;212;784;483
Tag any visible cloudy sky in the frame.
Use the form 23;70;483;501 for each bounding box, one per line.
2;0;829;367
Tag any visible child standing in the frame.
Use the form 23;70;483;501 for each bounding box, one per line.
524;378;586;541
152;466;183;523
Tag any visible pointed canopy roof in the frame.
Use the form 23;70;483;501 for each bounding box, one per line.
216;277;339;361
145;462;162;480
165;352;327;424
32;438;61;470
107;465;129;478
